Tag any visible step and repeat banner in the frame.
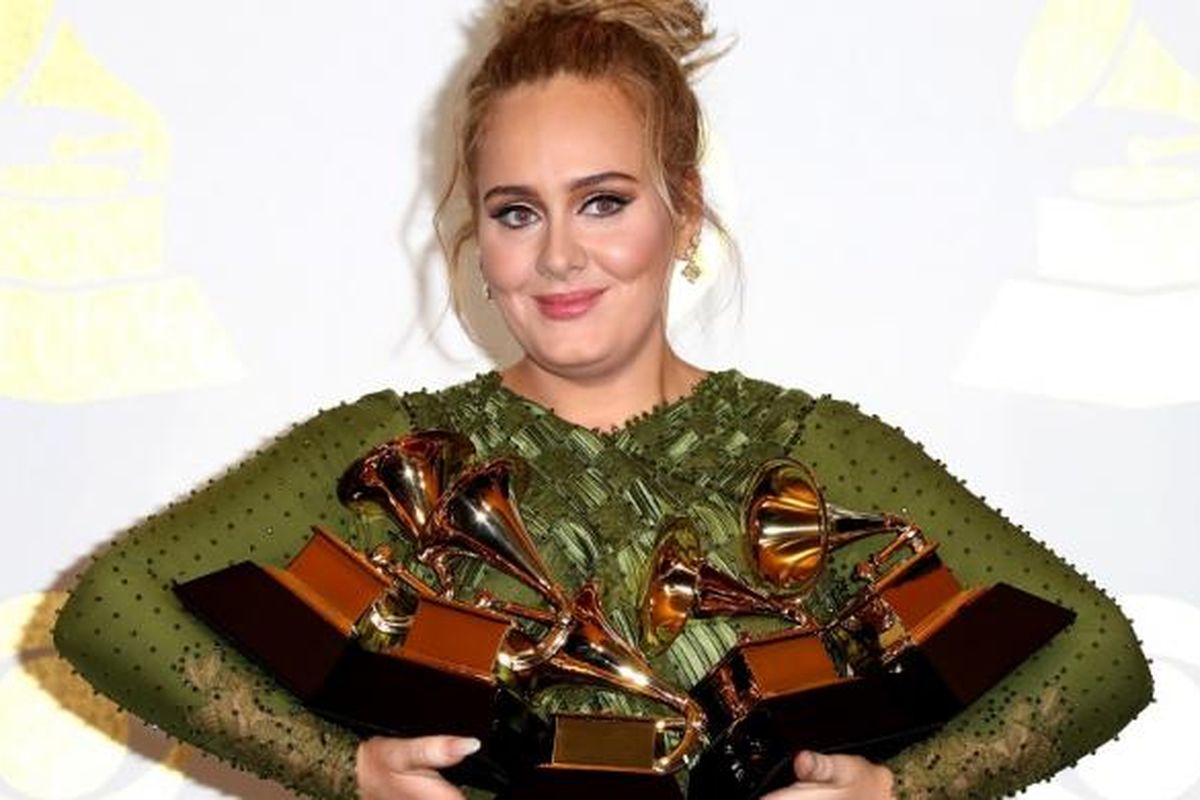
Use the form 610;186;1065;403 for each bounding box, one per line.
2;1;1198;798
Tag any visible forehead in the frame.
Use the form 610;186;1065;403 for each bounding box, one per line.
475;75;647;190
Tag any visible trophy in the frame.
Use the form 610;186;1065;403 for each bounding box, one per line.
425;457;706;800
674;458;1076;800
484;581;705;800
175;432;546;792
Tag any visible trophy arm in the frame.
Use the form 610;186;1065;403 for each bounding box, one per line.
694;563;814;628
367;544;438;601
658;699;707;774
472;590;574;673
852;524;932;584
498;611;576;673
356;543;440;645
419;546;461;598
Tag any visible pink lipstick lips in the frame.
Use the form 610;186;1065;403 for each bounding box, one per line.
534;288;606;320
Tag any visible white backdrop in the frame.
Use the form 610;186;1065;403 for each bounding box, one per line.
2;1;1199;798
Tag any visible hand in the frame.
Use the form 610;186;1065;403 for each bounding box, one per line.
761;750;894;799
356;735;480;800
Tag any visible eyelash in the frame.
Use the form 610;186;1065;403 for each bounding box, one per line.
490;205;539;229
582;193;631;217
489;193;632;229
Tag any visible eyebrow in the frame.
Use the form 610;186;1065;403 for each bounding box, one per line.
482;171;637;203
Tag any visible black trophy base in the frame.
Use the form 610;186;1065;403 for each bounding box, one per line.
314;646;548;790
501;766;683;800
687;582;1075;800
174;561;548;793
688;666;942;800
174;561;348;698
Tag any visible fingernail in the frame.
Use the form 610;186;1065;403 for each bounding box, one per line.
797;750;815;774
451;737;482;758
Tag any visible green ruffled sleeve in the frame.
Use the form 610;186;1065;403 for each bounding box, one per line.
52;390;411;800
791;397;1153;799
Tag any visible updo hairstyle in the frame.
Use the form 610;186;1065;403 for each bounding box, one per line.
436;0;732;322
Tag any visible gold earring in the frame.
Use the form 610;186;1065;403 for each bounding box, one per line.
479;262;493;300
680;237;701;284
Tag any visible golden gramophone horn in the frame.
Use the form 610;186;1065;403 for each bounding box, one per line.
503;581;707;775
337;430;475;540
640;516;812;655
424;459;566;606
745;458;908;591
424;457;575;671
337;431;474;638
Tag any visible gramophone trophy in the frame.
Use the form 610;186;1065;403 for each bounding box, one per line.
175;432;546;791
651;458;1076;800
424;457;705;800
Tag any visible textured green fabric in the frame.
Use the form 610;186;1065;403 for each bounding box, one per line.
53;370;1152;799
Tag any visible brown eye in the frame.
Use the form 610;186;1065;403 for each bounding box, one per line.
491;204;540;229
581;193;630;217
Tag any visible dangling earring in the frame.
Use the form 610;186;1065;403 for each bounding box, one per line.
680;236;702;284
479;262;493;301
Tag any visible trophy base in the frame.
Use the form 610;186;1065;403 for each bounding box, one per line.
174;559;548;792
174;561;350;698
688;662;941;800
313;646;546;790
501;766;682;800
499;714;684;800
687;582;1075;800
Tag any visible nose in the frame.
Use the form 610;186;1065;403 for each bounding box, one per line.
537;217;585;280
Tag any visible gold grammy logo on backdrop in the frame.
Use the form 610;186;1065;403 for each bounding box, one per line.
0;0;242;403
956;0;1200;407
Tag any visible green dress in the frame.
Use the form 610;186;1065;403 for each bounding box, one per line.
52;370;1152;799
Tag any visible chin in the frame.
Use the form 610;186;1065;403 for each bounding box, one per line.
528;342;623;376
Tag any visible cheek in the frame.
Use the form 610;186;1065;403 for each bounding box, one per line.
478;226;535;289
591;210;676;282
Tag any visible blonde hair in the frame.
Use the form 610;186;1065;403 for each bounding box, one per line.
435;0;735;332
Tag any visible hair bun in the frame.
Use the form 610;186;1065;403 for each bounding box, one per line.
496;0;718;74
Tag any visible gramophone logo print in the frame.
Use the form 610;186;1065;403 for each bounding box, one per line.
956;0;1200;408
962;1;1200;797
0;0;242;403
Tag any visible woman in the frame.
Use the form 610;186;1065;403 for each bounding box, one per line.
53;2;1152;799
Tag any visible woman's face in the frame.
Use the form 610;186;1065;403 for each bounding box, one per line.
474;75;684;380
